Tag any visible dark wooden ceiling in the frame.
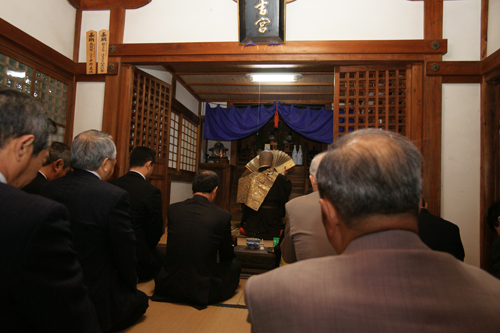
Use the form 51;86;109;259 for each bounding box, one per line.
165;61;335;106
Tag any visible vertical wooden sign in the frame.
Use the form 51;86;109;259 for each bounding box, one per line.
86;30;97;74
98;29;109;74
238;0;285;43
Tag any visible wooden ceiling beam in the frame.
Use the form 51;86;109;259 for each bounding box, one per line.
68;0;151;10
117;54;431;64
483;48;500;75
425;61;481;76
110;40;447;57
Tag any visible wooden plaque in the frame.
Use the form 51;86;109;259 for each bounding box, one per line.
86;30;97;74
238;0;285;44
98;29;109;74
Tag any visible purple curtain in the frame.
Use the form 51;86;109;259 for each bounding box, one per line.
204;102;333;143
277;103;333;143
204;103;276;140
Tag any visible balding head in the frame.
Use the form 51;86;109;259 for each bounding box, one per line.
259;150;274;167
317;129;422;229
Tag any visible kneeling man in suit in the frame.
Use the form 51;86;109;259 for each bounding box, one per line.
245;129;500;332
109;146;165;281
0;89;100;332
153;170;241;309
42;130;148;332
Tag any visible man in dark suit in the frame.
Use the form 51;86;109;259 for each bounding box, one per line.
22;141;71;194
238;150;292;239
152;170;241;310
245;129;500;332
109;146;165;281
42;130;148;332
418;197;465;261
0;89;100;332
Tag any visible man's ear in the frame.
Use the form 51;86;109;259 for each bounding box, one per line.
14;135;35;161
309;175;317;189
100;158;111;172
53;158;64;171
319;197;338;239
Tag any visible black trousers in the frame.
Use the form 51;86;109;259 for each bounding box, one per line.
208;258;242;304
108;291;149;332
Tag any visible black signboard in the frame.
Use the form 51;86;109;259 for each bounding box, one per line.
238;0;285;44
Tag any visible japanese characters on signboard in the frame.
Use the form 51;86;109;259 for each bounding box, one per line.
86;29;109;74
238;0;285;44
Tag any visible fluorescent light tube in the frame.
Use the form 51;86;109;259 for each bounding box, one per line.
246;73;302;83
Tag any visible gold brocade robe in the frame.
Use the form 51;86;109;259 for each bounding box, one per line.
237;168;279;211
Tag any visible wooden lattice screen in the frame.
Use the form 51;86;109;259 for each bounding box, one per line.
334;66;410;140
130;70;172;161
180;117;198;172
168;111;179;169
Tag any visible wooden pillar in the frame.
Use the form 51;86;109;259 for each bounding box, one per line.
102;8;126;174
422;0;443;215
480;78;500;270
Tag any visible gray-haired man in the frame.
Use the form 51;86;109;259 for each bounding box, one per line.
245;129;500;332
42;129;148;332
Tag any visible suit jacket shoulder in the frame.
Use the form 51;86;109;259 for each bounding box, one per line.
21;172;47;194
0;183;100;332
245;231;500;332
418;208;465;261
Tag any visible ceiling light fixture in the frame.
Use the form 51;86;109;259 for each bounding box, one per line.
246;73;303;83
249;64;298;69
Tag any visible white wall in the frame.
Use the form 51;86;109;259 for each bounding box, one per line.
124;0;238;43
170;181;193;204
441;84;481;267
443;0;481;61
73;82;106;137
286;0;423;41
124;0;423;43
439;3;482;267
0;0;76;59
176;84;199;115
488;0;500;56
136;65;172;85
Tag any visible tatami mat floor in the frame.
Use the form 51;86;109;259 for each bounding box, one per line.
124;228;273;332
122;278;250;333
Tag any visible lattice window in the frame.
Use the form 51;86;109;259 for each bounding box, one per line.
180;118;198;172
168;112;179;169
130;71;171;160
335;67;407;139
0;52;68;142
